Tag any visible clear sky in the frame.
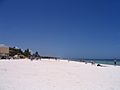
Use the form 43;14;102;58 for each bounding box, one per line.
0;0;120;59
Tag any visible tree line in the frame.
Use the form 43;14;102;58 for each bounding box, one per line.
9;47;58;59
9;47;39;59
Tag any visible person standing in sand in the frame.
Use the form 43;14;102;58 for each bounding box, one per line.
91;60;95;65
114;59;117;66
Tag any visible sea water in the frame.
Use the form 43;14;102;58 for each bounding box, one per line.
71;59;120;66
93;59;120;66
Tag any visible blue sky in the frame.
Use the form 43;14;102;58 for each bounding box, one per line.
0;0;120;58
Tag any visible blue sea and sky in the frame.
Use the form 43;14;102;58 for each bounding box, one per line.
0;0;120;64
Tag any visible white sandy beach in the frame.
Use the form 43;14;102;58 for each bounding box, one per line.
0;59;120;90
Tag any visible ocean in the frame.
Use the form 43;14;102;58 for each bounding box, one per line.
70;59;120;66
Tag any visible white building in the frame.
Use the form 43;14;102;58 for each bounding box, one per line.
0;44;9;58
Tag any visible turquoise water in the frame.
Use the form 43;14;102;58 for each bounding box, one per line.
71;59;120;66
93;59;120;66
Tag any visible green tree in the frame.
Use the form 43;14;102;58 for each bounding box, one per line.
34;51;40;57
24;49;31;58
9;47;24;57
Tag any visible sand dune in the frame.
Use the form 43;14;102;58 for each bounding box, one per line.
0;59;120;90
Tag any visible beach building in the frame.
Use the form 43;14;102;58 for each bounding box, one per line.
0;44;9;58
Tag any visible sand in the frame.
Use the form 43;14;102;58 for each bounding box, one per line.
0;59;120;90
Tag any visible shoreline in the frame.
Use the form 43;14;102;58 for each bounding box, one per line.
0;58;120;67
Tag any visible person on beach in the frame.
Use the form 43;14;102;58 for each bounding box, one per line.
85;61;87;64
114;59;117;66
91;60;95;65
97;64;102;67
